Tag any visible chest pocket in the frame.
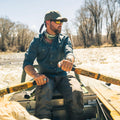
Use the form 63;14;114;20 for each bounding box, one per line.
37;45;49;61
51;43;64;62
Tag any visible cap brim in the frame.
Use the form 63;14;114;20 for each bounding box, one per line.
56;17;68;22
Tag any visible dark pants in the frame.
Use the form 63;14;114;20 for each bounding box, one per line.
35;74;84;120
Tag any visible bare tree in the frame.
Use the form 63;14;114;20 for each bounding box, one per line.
85;0;103;46
63;23;72;39
0;17;14;51
75;7;94;48
64;24;75;48
104;0;120;46
0;17;37;52
16;23;36;52
104;11;111;43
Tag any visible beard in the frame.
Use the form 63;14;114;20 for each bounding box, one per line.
50;24;61;35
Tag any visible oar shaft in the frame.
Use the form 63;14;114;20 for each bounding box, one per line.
1;67;120;96
0;81;36;96
72;67;120;86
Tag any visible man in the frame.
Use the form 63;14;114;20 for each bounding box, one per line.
23;10;84;120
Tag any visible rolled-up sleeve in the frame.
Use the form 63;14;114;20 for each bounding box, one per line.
64;37;74;58
23;38;39;69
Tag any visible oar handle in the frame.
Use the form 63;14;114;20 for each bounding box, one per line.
0;80;36;97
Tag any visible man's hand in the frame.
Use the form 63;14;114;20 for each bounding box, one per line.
34;74;49;86
58;59;73;71
24;65;49;86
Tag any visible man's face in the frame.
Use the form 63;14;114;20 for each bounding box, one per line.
49;20;63;34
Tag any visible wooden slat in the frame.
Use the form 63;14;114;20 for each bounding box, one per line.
94;87;120;120
80;75;120;120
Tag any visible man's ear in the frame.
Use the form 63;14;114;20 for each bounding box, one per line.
46;20;50;27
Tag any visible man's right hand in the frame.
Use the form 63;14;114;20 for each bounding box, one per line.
24;65;49;86
34;74;49;86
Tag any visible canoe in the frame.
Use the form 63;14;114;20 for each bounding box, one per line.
2;65;120;120
9;66;97;120
9;80;97;120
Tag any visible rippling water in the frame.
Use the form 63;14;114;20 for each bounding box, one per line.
0;47;120;91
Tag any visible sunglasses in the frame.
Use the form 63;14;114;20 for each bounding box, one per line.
51;20;63;24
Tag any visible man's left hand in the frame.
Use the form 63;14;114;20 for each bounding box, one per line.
58;59;73;71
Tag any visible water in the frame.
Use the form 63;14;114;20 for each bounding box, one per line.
0;47;120;91
74;47;120;92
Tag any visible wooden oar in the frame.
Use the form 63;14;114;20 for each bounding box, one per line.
72;67;120;86
0;67;120;96
0;81;36;97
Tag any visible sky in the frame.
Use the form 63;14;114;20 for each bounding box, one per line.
0;0;84;34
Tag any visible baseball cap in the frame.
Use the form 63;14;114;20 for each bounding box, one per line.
44;10;68;22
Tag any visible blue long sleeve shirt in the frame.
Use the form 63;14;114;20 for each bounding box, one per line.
23;32;74;77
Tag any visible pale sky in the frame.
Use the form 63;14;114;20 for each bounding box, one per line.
0;0;84;34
